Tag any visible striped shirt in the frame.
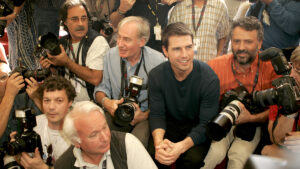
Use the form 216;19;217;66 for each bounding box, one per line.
169;0;230;62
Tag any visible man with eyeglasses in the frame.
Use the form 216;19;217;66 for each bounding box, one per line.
40;0;109;103
261;46;300;161
10;76;75;169
0;60;41;148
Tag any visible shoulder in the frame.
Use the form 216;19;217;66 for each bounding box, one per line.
208;54;232;71
193;60;218;80
54;146;76;169
143;46;166;66
149;61;169;78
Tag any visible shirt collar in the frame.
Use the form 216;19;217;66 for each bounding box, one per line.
73;147;111;168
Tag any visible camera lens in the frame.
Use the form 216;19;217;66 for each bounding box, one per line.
207;100;241;141
253;89;277;107
114;103;135;126
6;140;26;156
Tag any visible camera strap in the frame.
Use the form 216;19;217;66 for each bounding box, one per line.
67;39;86;87
119;48;145;98
231;58;260;94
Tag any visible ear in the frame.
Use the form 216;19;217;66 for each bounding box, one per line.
258;40;263;50
162;46;169;58
138;38;146;48
74;141;80;148
68;101;73;108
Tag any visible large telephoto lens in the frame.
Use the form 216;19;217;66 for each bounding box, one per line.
207;100;241;141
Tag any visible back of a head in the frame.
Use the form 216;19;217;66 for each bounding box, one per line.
290;46;300;62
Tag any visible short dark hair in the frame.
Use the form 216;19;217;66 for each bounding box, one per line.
230;16;264;41
60;0;90;31
162;22;193;50
38;76;76;102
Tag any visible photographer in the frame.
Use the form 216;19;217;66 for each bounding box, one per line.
94;16;166;148
261;46;300;159
9;76;75;169
0;60;41;147
40;0;109;102
202;17;280;169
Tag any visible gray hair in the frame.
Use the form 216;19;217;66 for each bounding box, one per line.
60;0;90;31
230;16;264;42
117;16;150;44
63;101;104;144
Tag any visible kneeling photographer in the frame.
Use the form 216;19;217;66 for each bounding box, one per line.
261;46;300;161
202;17;280;169
0;60;42;168
94;16;166;148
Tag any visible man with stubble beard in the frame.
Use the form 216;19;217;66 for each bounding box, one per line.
201;17;280;169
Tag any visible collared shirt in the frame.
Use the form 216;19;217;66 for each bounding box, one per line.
72;133;158;169
94;46;166;111
208;53;280;96
169;0;230;62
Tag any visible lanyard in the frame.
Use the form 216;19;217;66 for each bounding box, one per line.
146;0;159;24
192;0;207;33
231;58;260;94
119;49;145;98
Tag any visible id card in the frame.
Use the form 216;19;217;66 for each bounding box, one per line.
154;23;162;41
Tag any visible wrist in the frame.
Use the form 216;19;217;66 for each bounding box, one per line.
117;8;126;16
101;97;109;107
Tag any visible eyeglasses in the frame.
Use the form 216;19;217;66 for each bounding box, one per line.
0;73;9;82
67;16;88;23
46;144;53;166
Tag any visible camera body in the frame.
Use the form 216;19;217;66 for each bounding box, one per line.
34;32;61;59
5;108;43;156
0;0;13;37
114;76;143;126
90;15;113;36
253;47;300;115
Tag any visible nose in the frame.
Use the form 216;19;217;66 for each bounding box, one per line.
238;42;246;51
99;131;109;142
117;38;123;47
181;48;188;58
49;101;55;110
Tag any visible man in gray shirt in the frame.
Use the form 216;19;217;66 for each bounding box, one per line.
94;16;165;148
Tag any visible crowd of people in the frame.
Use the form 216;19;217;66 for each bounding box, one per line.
0;0;300;169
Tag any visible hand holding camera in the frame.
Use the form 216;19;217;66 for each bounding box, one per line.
5;72;25;97
103;97;124;116
47;45;70;67
235;101;253;125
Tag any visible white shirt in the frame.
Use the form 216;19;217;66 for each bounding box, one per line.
34;115;70;162
65;36;109;102
73;133;157;169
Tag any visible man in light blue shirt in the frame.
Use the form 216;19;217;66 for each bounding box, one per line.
94;16;166;148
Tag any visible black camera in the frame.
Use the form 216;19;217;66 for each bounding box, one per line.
35;32;61;58
253;47;300;115
114;75;143;126
0;0;13;37
5;108;43;157
90;15;113;36
207;86;263;141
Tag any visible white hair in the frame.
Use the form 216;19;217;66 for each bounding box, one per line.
117;16;150;44
63;101;104;144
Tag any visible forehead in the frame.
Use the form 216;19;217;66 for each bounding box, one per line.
118;22;139;39
75;111;106;135
168;35;193;47
67;5;87;17
231;27;258;40
43;89;68;98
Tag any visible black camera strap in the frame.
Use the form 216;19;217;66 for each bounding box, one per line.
119;48;145;99
66;38;86;87
231;58;260;94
